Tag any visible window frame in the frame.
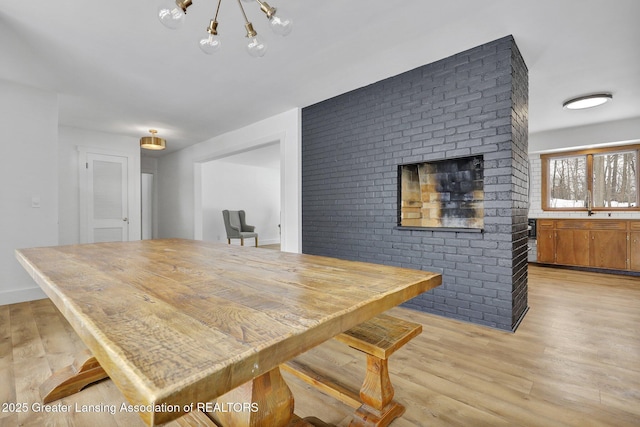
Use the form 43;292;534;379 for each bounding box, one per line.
541;144;640;212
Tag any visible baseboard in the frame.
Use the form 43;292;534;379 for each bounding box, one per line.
258;238;280;246
0;287;47;306
0;287;47;305
529;262;640;277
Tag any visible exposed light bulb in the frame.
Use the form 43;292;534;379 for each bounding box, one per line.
255;1;292;36
158;0;186;30
247;35;267;57
199;34;222;54
244;22;267;58
268;14;292;36
199;20;221;55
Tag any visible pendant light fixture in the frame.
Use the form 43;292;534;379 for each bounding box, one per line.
140;129;167;150
563;93;613;110
157;0;292;57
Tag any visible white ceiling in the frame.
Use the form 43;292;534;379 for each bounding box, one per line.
2;0;639;157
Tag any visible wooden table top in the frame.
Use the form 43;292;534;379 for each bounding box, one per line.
16;239;441;425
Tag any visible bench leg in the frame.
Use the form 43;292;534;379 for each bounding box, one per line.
40;349;109;403
349;355;405;427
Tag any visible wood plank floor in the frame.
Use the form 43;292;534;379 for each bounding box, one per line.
1;264;638;426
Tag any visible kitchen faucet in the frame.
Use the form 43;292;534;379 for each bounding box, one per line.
586;190;594;216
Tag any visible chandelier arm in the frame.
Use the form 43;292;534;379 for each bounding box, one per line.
236;0;258;37
236;0;251;24
213;0;223;20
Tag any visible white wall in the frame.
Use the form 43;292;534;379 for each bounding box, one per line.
58;126;141;245
0;80;58;305
157;108;301;253
529;117;640;153
202;159;281;245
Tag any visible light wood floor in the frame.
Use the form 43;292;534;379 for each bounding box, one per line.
1;264;639;426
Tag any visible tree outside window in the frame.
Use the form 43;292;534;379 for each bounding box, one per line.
548;155;586;208
592;151;637;208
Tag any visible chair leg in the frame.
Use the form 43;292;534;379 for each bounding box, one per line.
227;239;231;244
241;238;244;246
255;236;259;247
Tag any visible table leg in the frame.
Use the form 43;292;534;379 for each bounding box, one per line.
40;349;109;403
348;355;405;427
216;367;294;427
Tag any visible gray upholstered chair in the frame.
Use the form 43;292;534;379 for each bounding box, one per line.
222;210;259;247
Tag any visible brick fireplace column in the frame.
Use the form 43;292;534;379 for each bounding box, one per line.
302;36;529;331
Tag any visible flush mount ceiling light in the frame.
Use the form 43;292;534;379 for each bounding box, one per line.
140;129;167;150
157;0;293;58
563;93;613;110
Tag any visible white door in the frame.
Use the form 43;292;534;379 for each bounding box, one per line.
86;153;129;243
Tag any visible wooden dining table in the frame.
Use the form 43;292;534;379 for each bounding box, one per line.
15;239;441;426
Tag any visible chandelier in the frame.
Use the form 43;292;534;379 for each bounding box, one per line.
157;0;293;57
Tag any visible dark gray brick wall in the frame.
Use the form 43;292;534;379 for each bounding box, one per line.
510;41;529;328
302;36;529;331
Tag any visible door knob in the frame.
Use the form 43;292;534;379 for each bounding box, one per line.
123;218;128;222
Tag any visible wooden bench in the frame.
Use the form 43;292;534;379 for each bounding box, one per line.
282;313;422;427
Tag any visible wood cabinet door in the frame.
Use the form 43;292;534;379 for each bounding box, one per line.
537;228;555;263
589;231;627;270
555;229;590;266
630;232;640;271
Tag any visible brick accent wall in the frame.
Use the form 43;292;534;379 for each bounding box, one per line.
511;42;529;328
302;36;529;331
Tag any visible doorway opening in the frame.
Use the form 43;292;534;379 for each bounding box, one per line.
200;142;281;246
141;172;154;239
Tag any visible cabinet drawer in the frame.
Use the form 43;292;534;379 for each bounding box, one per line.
537;219;554;229
589;220;627;231
556;219;627;231
556;220;591;229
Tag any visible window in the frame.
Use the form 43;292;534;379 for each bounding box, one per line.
546;155;587;208
592;151;637;208
541;145;640;211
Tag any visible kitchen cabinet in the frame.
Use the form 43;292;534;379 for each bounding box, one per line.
590;230;627;270
555;228;590;266
536;220;555;263
536;219;639;272
630;222;640;271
